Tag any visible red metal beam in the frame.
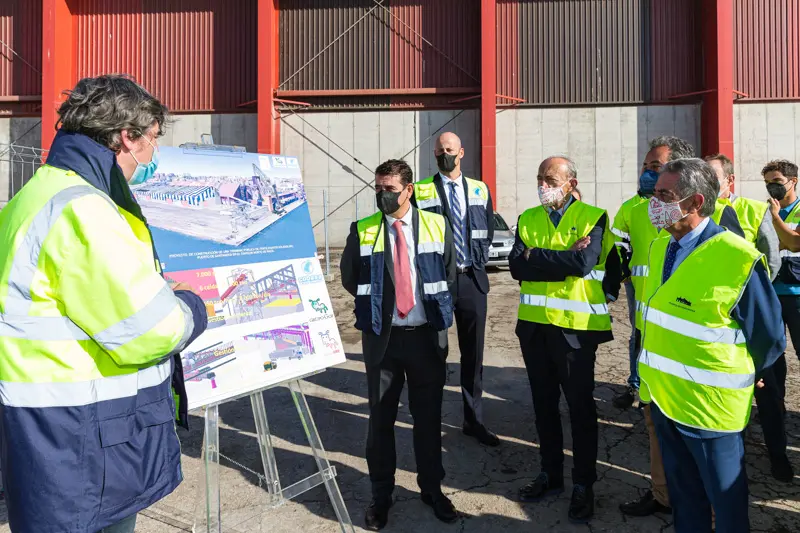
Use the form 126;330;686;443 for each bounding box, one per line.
41;0;74;151
276;87;480;98
701;0;735;161
480;0;497;200
258;0;280;155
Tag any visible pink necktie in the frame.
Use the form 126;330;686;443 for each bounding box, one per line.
393;220;414;318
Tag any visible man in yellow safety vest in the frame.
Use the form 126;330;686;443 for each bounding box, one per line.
639;158;784;533
0;75;209;533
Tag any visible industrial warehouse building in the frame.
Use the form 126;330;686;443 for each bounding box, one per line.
1;1;799;246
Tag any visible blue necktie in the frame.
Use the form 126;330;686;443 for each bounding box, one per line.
662;241;681;284
549;209;562;227
449;181;467;266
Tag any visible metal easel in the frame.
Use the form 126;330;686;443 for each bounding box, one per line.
183;135;353;533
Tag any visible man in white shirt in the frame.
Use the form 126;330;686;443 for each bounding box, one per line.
341;159;457;530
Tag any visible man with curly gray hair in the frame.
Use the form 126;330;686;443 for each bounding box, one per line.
0;75;209;533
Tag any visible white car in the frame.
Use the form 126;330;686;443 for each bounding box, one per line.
487;213;516;267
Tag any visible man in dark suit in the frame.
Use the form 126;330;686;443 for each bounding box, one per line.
341;159;457;530
509;156;621;523
412;132;500;446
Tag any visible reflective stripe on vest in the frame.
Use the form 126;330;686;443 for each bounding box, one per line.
516;202;613;331
629;201;660;329
0;358;172;408
637;231;762;432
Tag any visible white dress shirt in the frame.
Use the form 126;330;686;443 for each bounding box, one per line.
385;206;427;326
440;172;469;267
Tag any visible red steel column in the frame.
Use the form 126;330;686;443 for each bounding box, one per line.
258;0;280;154
41;0;74;151
701;0;734;160
480;0;497;199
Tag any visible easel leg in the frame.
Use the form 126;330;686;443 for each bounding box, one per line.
201;404;222;533
250;392;282;503
288;380;355;533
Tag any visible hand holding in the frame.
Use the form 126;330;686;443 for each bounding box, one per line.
768;198;781;220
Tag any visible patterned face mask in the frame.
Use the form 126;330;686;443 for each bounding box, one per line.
538;184;566;208
647;195;690;230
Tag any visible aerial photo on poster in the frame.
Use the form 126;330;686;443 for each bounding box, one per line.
141;144;345;409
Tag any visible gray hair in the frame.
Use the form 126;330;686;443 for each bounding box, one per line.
56;75;169;151
650;136;695;161
661;158;717;217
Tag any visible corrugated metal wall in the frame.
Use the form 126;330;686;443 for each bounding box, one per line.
735;0;800;101
513;0;700;105
0;0;42;116
72;0;256;113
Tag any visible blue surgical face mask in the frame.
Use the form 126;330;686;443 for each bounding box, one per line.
129;138;159;186
638;169;660;197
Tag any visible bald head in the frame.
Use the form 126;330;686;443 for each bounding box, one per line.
537;156;578;208
434;132;464;177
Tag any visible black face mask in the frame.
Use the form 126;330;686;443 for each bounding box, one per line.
436;153;458;173
376;189;406;215
767;182;788;201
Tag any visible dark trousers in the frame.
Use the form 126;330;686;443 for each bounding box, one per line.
755;294;800;460
519;323;598;485
365;327;446;500
651;404;749;533
454;271;488;426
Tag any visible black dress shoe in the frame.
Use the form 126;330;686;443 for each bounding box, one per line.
568;484;594;523
364;498;392;531
612;386;636;409
463;423;501;447
770;454;795;483
619;490;672;516
518;472;564;502
421;492;458;523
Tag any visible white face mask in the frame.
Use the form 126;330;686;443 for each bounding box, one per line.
647;195;690;230
717;179;730;198
538;184;566;208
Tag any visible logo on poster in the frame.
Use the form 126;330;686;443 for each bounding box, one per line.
272;156;287;168
287;157;300;168
310;298;329;314
298;259;323;284
318;330;340;353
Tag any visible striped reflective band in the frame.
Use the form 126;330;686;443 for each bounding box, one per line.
417;198;441;210
360;244;375;257
357;284;371;295
520;294;608;315
611;228;630;240
0;313;90;341
631;265;649;277
584;270;605;282
780;249;800;258
471;229;489;239
418;241;445;254
93;284;182;352
5;185;108;315
615;242;631;251
639;349;755;389
423;281;448;294
0;357;172;408
642;306;745;345
468;197;486;207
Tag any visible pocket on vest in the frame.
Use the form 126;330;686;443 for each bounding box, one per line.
99;397;178;512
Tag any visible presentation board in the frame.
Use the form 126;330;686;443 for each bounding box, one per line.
134;145;345;410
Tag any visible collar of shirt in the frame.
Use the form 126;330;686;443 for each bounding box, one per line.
385;205;414;227
780;197;800;220
546;193;574;216
669;216;710;251
440;172;463;189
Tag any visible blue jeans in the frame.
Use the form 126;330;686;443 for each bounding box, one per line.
99;514;137;533
651;405;749;533
624;280;639;388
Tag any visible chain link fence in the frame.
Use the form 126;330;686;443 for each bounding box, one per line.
0;143;48;207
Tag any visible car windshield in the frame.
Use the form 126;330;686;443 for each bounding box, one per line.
493;213;509;231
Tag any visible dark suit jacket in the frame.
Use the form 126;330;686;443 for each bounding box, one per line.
341;206;457;366
509;199;615;347
411;173;494;294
